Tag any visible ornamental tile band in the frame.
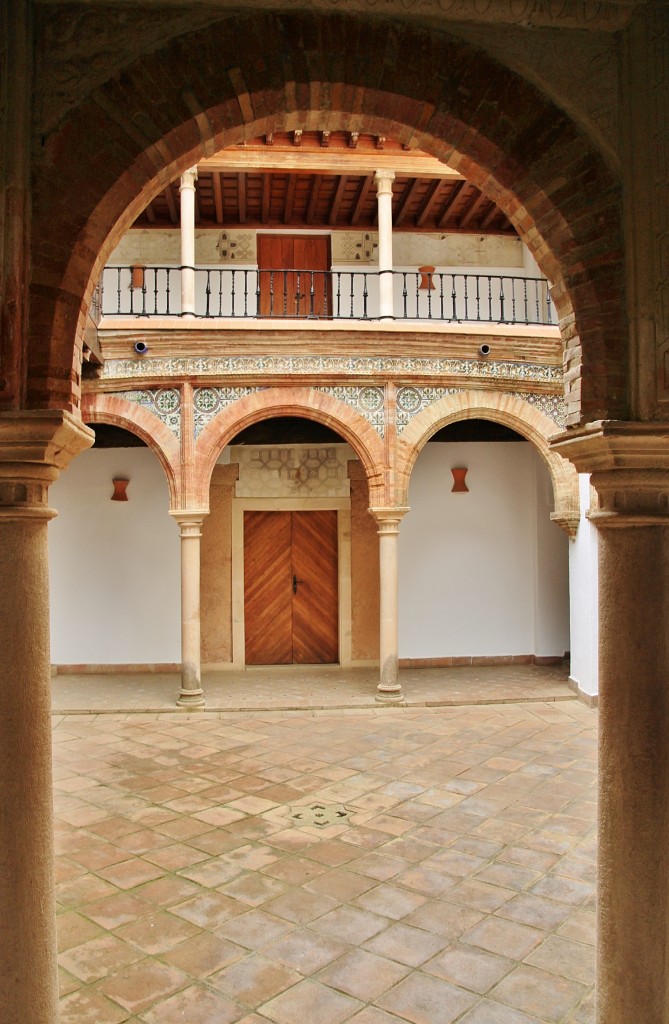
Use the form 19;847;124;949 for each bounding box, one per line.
109;388;181;438
315;385;385;436
505;391;567;428
396;387;464;432
193;386;263;436
101;354;563;386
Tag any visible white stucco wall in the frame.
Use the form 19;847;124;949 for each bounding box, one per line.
49;448;181;665
398;442;570;659
568;474;599;697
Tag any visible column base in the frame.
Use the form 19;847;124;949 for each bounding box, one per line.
176;688;206;708
375;685;405;705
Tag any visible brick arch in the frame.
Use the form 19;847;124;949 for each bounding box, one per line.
30;10;622;423
397;391;580;534
81;394;182;509
193;387;387;507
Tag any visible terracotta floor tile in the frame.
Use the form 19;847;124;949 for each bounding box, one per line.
179;857;245;887
491;963;588;1022
58;932;143;983
160;930;247;976
263;887;339;924
57;910;104;952
259;978;362;1024
525;934;596;986
96;858;166;890
115;909;202;955
348;1009;414;1024
463;916;543;960
495;892;573;931
557;909;596;946
58;988;130;1024
96;958;191;1014
219;872;288;907
363;922;448;967
210;953;301;1004
304;867;376;902
260;855;327;886
444;879;517;914
260;927;349;974
403;900;485;940
424;943;514;993
353;882;428;920
140;983;245;1023
135;874;201;907
57;872;118;909
312;904;390;944
171;890;242;929
216;909;295;949
316;948;411;1000
378;971;477;1024
347;852;409;881
456;997;542;1023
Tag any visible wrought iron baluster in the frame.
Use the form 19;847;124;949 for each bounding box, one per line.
439;273;445;319
117;268;122;314
218;269;224;317
451;275;458;321
255;271;260;317
487;276;493;321
547;287;554;325
499;277;506;323
336;272;341;318
204;270;211;317
475;275;481;321
427;273;433;320
165;268;171;315
402;273;408;319
349;273;355;318
362;273;368;319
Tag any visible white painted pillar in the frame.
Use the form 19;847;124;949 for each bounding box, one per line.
171;511;206;706
179;166;198;318
0;412;92;1024
370;507;408;702
374;169;395;320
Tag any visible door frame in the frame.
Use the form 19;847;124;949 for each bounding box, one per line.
232;496;352;669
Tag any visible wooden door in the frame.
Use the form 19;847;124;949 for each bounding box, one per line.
257;234;331;317
244;510;339;665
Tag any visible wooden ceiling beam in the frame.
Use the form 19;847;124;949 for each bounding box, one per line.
200;150;462;179
144;203;157;224
351;174;373;225
261;173;271;224
415;179;443;228
394;178;422;226
164;183;178;224
238;172;246;224
328;175;348;226
479;201;502;231
306;175;321;224
284;174;297;224
458;190;488;229
213;172;223;224
436;180;466;230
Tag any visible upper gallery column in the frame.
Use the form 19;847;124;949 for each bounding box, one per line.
552;421;669;1024
180;166;198;318
374;169;395;320
0;411;93;1024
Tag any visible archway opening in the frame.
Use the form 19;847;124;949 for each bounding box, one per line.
399;418;570;671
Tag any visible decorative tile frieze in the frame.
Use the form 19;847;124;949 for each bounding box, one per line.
505;391;567;428
233;444;352;498
396;386;464;432
109;388;181;438
315;385;385;436
193;386;262;436
100;354;563;386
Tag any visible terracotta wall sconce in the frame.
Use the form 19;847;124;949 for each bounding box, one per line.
418;265;435;290
451;467;469;493
111;478;129;501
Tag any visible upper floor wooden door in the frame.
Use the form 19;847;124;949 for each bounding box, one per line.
244;509;339;665
257;234;331;317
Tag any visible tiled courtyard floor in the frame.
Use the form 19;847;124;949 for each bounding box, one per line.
54;686;597;1023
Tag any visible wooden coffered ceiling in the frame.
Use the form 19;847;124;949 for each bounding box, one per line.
134;132;517;236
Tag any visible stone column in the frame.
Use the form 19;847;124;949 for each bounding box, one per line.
179;166;198;318
374;169;395;320
170;510;207;706
552;421;669;1024
370;507;409;702
0;411;93;1024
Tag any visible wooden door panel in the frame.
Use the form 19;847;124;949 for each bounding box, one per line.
293;236;331;317
258;235;295;316
292;510;339;664
244;511;293;664
257;234;330;317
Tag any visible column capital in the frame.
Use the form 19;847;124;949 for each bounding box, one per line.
369;506;410;532
551;420;669;526
169;509;208;535
0;411;94;519
179;166;198;192
374;168;395;194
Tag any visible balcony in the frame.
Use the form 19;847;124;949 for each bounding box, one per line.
97;265;555;327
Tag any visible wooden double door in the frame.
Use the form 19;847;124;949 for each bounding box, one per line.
244;510;339;665
258;234;331;317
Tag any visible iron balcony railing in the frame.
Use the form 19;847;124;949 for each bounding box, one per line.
98;265;556;326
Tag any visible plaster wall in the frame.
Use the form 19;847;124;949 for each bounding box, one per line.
399;441;570;659
49;448;181;665
568;474;599;697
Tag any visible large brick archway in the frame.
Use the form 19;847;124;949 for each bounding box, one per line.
194;386;387;509
29;10;622;424
397;390;580;534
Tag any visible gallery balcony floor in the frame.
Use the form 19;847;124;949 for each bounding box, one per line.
53;688;596;1023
